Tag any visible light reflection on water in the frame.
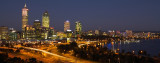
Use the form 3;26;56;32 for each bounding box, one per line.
101;39;160;56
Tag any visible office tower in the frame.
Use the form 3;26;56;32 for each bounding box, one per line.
33;20;41;28
64;20;70;32
25;25;36;39
66;30;72;38
33;20;41;39
9;28;17;40
75;21;82;35
57;32;66;39
66;30;72;43
42;11;50;28
48;27;55;39
22;4;29;31
41;27;49;39
0;26;9;40
75;21;82;37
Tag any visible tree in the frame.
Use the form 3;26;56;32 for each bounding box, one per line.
29;58;37;63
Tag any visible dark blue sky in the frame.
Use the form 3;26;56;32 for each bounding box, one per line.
0;0;160;31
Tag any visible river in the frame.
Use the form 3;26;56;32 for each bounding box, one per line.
103;39;160;56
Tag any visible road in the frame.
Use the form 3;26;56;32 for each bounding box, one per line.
14;46;75;63
24;47;73;61
13;45;96;63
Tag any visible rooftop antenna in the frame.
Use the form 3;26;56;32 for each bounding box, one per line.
24;0;27;7
24;3;27;7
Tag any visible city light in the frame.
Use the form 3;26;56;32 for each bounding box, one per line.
0;1;160;63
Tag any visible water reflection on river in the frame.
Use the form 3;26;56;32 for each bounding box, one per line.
99;39;160;56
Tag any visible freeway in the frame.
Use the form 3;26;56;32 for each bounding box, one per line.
24;47;71;60
16;46;75;62
14;45;95;63
13;42;97;63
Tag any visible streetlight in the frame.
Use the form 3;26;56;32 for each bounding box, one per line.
132;51;135;54
108;59;110;63
118;57;120;63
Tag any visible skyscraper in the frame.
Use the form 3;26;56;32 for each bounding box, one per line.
75;21;82;35
42;11;50;28
64;20;70;32
33;20;41;28
9;28;17;40
22;4;29;31
33;20;41;39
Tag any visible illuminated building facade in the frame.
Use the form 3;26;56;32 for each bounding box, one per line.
57;32;66;39
126;30;133;37
116;31;121;37
95;30;100;35
24;25;53;40
42;11;50;28
87;30;93;36
147;32;151;37
102;32;107;36
48;27;56;39
66;30;72;42
0;26;9;40
64;20;70;32
25;25;36;39
22;4;29;31
66;30;72;38
33;20;41;28
9;28;17;40
109;30;115;37
75;21;82;35
33;20;41;39
40;27;49;39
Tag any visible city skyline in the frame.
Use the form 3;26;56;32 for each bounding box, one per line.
0;1;160;63
0;0;160;31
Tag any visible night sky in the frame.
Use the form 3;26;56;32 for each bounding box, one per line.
0;0;160;31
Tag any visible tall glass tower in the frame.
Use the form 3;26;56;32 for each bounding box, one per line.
75;21;82;35
22;4;29;31
42;11;50;28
